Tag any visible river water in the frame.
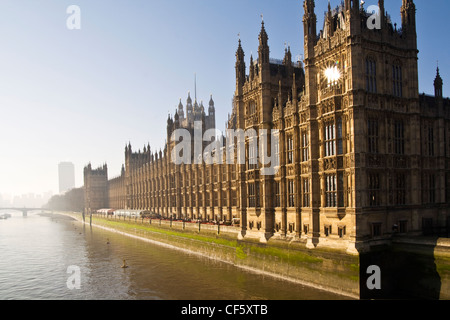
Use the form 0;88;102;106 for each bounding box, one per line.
0;212;346;300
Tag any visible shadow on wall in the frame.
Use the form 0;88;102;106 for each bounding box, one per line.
359;237;442;300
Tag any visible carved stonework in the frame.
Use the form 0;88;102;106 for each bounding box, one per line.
323;158;337;171
393;156;407;169
367;154;386;168
275;168;282;178
300;113;307;124
344;154;353;167
285;117;293;129
286;164;295;177
245;113;259;127
301;164;310;174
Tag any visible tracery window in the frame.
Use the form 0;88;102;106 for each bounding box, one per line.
366;58;377;93
393;65;403;97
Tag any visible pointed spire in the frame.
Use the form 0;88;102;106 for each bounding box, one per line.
187;91;192;104
303;0;315;16
208;95;215;115
236;37;245;62
236;37;246;89
194;97;199;109
401;0;416;32
283;44;292;67
303;0;317;54
258;17;269;64
258;17;268;48
178;98;184;119
434;63;443;98
379;0;385;14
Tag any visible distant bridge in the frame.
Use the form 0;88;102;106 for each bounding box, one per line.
0;208;52;217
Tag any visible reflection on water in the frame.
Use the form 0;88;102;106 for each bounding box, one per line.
0;213;346;300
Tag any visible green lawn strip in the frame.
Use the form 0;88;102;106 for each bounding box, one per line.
94;217;322;265
93;216;238;248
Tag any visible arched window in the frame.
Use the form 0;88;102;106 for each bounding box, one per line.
247;100;256;115
366;58;377;93
393;64;403;97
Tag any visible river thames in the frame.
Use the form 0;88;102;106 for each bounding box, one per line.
0;212;347;300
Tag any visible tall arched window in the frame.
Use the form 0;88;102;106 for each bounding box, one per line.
393;64;403;97
248;100;256;115
366;58;377;93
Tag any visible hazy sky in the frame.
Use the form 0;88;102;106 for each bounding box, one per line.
0;0;448;197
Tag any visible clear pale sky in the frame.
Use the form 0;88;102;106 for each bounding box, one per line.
0;0;448;197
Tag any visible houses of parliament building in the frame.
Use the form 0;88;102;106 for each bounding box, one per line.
83;0;450;254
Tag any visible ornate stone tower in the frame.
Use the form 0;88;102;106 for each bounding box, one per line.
230;18;305;242
83;163;108;213
298;0;425;253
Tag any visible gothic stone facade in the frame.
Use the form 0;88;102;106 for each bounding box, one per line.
84;0;450;254
83;163;108;212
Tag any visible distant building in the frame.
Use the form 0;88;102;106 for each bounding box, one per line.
83;163;108;212
59;162;75;194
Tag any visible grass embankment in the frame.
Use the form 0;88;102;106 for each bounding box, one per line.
84;214;329;265
92;215;238;246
